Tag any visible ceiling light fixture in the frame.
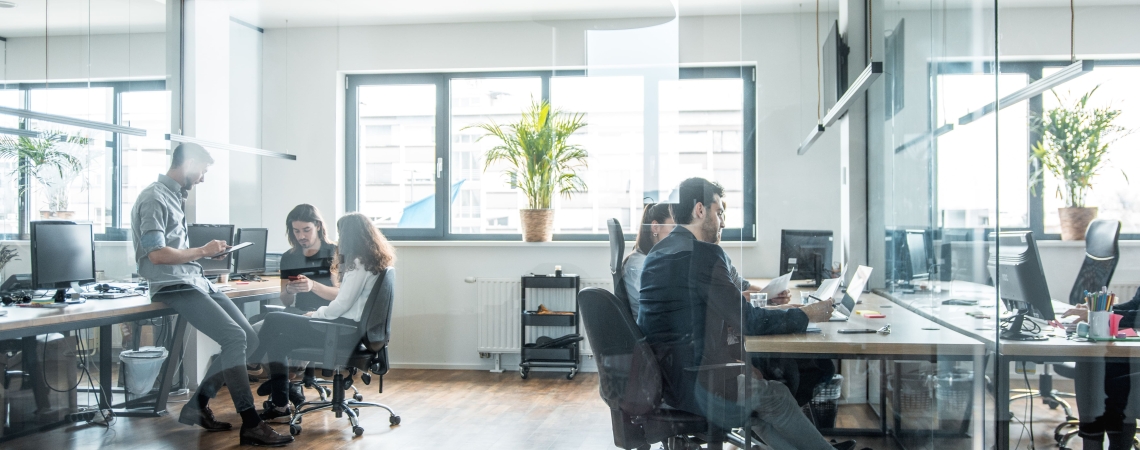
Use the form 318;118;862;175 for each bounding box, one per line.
893;123;954;154
0;106;147;136
0;126;40;138
0;1;16;8
957;60;1092;126
166;134;297;161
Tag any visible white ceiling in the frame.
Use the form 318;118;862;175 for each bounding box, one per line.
0;0;1136;37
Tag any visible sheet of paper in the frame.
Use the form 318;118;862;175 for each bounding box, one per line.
760;272;793;296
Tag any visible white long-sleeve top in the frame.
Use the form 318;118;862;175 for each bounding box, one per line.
310;259;379;322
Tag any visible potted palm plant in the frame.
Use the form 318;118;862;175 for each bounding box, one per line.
0;130;90;220
1032;87;1131;240
466;99;588;242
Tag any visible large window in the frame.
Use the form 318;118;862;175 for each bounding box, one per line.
346;67;756;240
0;81;168;239
932;60;1140;238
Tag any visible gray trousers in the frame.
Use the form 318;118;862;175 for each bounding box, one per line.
696;376;833;450
155;285;258;412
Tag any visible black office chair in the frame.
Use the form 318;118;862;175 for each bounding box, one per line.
608;218;629;309
577;287;748;450
285;267;400;437
1046;220;1123;447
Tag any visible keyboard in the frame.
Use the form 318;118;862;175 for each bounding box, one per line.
82;292;138;299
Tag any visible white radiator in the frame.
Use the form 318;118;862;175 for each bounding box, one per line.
476;278;612;363
1111;284;1140;304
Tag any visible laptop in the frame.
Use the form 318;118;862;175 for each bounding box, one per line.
830;265;873;322
809;265;848;302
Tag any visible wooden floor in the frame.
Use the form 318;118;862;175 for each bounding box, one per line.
3;369;1089;450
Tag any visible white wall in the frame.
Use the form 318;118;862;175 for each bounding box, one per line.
3;33;165;81
229;20;264;229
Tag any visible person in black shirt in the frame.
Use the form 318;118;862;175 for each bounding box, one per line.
279;204;339;311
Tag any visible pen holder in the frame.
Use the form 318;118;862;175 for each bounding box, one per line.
1089;311;1111;339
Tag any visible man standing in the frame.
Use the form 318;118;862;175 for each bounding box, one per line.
131;143;292;446
638;177;851;450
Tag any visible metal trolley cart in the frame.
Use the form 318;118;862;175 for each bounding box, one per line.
519;274;581;380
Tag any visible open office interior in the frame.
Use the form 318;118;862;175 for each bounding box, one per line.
1;0;1140;449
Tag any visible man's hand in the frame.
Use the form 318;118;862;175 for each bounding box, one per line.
286;275;314;294
1062;304;1089;323
200;239;228;259
800;300;835;323
303;311;315;317
768;290;792;306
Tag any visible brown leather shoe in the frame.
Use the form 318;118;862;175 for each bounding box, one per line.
178;402;233;431
239;422;294;446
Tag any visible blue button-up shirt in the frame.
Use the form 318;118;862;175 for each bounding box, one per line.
130;174;213;296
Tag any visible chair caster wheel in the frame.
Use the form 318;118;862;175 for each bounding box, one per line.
519;367;529;379
353;426;364;437
567;369;577;380
390;415;401;426
353;408;360;416
353;394;363;401
289;424;301;436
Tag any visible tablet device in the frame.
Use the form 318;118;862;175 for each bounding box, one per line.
207;242;253;259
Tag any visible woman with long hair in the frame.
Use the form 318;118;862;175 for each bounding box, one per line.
256;213;396;419
622;203;674;317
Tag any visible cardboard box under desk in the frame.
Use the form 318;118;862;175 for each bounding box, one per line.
3;334;79;430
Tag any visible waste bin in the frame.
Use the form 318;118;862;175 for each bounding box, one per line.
804;374;843;429
119;346;169;396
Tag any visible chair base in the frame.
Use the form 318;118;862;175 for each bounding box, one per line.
286;371;399;438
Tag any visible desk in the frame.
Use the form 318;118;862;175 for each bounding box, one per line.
0;278;280;442
744;281;986;449
878;285;1140;450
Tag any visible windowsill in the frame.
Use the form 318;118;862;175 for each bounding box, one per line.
1037;240;1140;248
390;240;759;248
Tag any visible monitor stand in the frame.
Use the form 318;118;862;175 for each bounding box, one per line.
1000;311;1048;341
52;288;69;303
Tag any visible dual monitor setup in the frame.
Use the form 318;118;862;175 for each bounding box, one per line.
16;221;268;304
782;227;1056;341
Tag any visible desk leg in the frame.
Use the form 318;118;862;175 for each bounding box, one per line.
152;315;188;416
995;354;1011;450
99;325;113;410
880;359;889;435
972;351;985;450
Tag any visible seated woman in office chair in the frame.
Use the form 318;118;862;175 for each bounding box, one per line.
253;212;396;421
1063;289;1140;450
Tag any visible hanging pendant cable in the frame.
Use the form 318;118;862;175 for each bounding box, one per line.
867;0;873;60
815;0;821;123
1070;0;1075;63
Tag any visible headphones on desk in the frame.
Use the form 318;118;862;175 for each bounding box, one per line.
2;293;31;306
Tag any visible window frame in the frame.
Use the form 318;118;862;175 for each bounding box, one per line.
930;59;1140;240
0;79;167;240
345;66;757;241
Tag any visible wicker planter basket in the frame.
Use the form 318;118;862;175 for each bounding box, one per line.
1058;207;1097;241
520;209;554;242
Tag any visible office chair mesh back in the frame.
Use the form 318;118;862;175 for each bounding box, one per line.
1068;219;1121;305
359;267;395;353
578;287;661;416
608;219;628;305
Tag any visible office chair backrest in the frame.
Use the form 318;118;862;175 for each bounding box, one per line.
607;219;628;305
1068;219;1121;305
359;267;396;352
578;287;661;416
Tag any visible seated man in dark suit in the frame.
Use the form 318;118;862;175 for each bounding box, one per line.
638;177;852;450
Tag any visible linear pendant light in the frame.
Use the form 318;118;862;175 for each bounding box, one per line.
0;105;147;136
797;124;826;156
0;126;42;138
798;62;883;155
958;60;1092;126
166;134;297;161
893;123;954;154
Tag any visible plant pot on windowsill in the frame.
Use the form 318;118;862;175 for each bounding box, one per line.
1058;207;1097;241
520;209;555;242
40;210;76;220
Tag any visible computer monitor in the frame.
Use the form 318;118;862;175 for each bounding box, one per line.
779;230;834;288
905;229;930;281
187;224;235;277
233;228;268;278
987;230;1055;341
30;221;96;303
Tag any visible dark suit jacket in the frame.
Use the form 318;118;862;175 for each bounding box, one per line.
637;226;808;414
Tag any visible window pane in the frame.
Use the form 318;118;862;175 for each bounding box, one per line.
1041;65;1140;234
936;73;1029;228
449;77;542;234
551;76;643;233
357;85;437;228
0;89;22;235
121;90;172;228
659;78;745;228
27;87;115;230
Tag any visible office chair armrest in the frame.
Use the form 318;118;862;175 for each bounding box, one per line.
683;362;746;373
262;304;285;313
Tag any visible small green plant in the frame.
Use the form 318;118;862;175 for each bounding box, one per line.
464;99;588;209
1031;87;1132;208
0;244;17;271
0;130;91;211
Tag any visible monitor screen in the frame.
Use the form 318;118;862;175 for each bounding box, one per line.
779;230;834;284
905;230;929;280
30;221;96;290
987;231;1055;321
233;228;268;274
187;224;234;276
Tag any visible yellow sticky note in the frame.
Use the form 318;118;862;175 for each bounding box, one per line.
856;310;880;316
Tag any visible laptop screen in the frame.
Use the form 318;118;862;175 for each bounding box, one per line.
836;265;873;317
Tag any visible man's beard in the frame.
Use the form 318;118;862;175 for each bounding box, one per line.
701;217;719;244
